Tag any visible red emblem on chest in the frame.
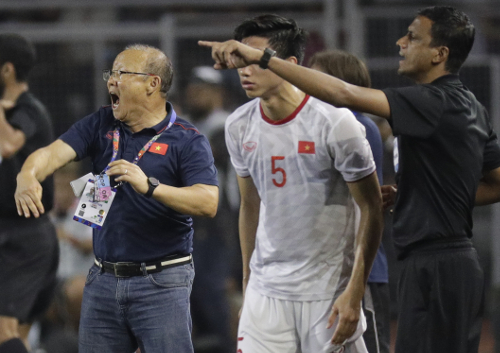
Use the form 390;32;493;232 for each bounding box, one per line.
149;142;169;155
298;141;315;154
243;141;257;152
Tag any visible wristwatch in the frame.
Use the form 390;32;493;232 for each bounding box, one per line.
144;177;160;198
259;48;276;69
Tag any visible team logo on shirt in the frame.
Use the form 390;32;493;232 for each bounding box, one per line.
105;131;113;140
243;141;257;152
298;141;315;154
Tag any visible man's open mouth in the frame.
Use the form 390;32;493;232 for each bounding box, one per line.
110;93;120;109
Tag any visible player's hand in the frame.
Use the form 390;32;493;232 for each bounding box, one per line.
15;172;45;218
106;159;149;195
381;184;397;212
198;40;262;70
327;290;360;345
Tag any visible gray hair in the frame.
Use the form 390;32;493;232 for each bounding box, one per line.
125;44;174;98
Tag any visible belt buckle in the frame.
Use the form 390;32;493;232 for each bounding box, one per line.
113;262;130;278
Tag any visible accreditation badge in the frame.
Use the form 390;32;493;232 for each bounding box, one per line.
72;175;115;230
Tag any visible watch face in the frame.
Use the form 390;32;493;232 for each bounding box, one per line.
148;177;160;187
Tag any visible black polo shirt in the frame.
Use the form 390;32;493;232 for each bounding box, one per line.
0;92;54;218
59;104;218;262
383;74;500;257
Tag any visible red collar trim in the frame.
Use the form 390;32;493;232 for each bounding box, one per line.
260;95;310;125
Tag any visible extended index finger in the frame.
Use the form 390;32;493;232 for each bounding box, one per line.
198;40;229;69
198;40;219;48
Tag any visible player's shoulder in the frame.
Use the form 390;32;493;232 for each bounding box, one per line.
226;98;260;127
306;96;357;125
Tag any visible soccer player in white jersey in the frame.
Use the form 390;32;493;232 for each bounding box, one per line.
207;15;383;353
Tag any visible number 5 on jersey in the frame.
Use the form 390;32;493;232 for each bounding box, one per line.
271;156;286;187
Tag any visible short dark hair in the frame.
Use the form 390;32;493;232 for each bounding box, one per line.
418;6;475;73
0;33;36;82
234;14;307;64
308;50;371;88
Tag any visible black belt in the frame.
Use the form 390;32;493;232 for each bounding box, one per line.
398;237;472;260
95;254;192;278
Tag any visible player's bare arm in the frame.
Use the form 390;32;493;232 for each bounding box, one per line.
475;166;500;206
236;175;260;306
199;40;391;119
106;160;218;218
198;40;261;70
328;172;384;345
15;139;77;218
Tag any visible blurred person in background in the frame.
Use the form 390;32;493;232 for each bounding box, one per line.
15;44;219;353
184;66;237;353
309;50;390;353
204;14;383;353
201;6;500;353
0;33;59;353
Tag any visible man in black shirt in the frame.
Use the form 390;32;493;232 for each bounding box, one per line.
0;34;58;353
200;6;500;353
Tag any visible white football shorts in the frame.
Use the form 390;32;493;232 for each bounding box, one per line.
237;285;368;353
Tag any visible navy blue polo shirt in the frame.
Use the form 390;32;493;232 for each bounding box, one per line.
59;103;218;262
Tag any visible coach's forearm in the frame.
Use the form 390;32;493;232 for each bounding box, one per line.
267;58;350;105
19;140;76;182
153;183;219;218
266;56;391;119
16;140;77;218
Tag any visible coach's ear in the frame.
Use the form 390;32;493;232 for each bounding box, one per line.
285;56;298;65
432;46;449;66
147;75;162;95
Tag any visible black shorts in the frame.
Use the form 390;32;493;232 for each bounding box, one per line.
0;215;59;323
395;240;483;353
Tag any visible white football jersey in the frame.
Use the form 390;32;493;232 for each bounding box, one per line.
226;95;376;301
